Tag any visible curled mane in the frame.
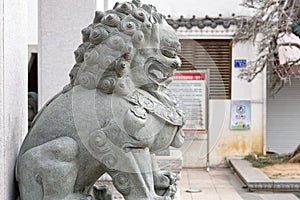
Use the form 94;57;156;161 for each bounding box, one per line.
68;0;168;94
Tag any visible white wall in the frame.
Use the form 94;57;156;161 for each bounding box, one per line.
28;0;38;45
38;0;96;108
0;0;28;199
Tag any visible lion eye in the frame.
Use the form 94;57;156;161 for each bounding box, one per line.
161;49;176;58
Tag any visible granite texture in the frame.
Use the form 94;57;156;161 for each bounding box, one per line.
16;1;184;200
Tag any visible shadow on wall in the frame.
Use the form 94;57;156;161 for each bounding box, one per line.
28;52;38;128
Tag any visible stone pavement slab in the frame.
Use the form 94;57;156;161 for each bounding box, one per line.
178;167;299;200
228;158;300;192
178;168;244;200
96;167;299;199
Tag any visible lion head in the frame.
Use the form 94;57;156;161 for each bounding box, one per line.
68;0;181;100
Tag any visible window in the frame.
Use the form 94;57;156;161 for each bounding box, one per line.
179;39;232;99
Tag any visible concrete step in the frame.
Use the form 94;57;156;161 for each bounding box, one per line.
227;157;300;192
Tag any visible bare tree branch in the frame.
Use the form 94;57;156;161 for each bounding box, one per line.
234;0;300;94
278;42;300;49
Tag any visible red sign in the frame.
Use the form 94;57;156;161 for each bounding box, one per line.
173;72;206;81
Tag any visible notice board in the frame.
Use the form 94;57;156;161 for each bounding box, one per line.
168;70;208;133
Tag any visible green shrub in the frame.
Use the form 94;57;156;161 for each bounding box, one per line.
244;154;290;168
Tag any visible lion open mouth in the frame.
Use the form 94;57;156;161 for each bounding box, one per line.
146;60;174;84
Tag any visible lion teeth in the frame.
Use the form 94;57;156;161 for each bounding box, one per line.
150;69;165;79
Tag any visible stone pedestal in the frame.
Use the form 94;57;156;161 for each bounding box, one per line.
38;0;96;108
0;0;28;199
97;150;183;200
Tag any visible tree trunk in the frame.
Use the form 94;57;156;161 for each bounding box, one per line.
288;144;300;163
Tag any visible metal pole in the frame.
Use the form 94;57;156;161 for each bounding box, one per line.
206;69;210;172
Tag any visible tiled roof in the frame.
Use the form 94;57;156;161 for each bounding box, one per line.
166;15;246;29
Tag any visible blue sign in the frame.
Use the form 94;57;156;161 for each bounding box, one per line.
234;59;247;68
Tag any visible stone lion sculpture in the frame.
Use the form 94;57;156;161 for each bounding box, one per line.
16;1;184;199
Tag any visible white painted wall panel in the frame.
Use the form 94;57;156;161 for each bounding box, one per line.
38;0;96;108
0;0;28;199
267;79;300;153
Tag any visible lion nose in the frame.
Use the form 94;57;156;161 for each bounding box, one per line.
171;56;182;69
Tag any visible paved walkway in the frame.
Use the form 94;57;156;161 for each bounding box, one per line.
178;168;299;200
98;167;299;199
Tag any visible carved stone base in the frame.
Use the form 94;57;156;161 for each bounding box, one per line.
96;150;183;199
95;181;182;200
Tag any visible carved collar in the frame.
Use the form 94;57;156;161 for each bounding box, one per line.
124;89;184;126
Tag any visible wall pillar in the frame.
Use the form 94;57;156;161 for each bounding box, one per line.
0;0;28;199
38;0;96;108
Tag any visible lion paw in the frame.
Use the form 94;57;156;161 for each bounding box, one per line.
154;170;178;199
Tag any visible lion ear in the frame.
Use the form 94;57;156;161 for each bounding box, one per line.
113;2;120;9
151;12;162;24
93;11;105;24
